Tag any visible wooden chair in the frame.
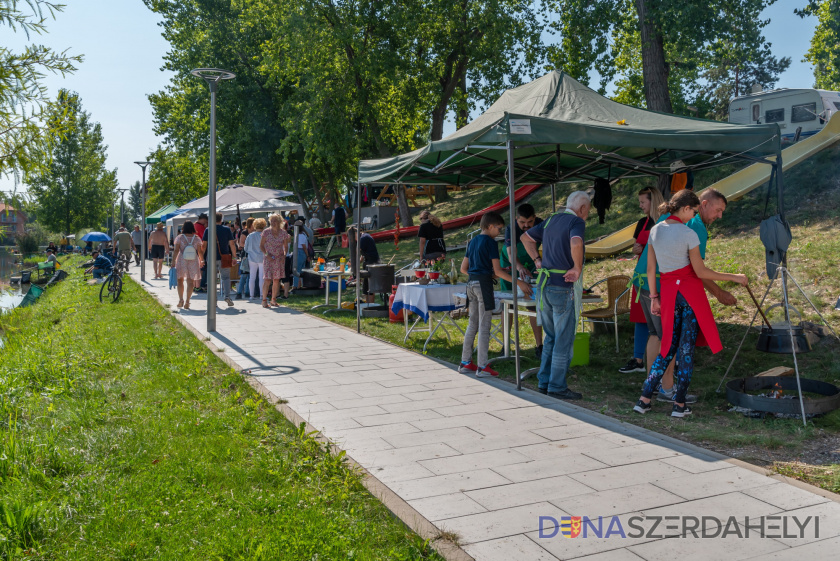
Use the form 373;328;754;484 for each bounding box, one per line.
580;275;632;353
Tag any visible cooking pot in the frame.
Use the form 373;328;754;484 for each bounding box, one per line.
756;322;812;354
360;264;395;294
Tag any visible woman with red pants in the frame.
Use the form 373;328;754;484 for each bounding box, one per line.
633;190;747;417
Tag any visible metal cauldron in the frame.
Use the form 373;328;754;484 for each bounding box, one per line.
756;322;812;354
361;264;395;294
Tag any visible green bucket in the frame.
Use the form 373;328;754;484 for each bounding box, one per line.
570;332;590;367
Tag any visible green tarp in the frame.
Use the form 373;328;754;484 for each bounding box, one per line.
146;204;179;224
358;71;782;186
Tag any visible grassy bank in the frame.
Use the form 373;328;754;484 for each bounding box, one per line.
0;262;441;558
287;144;840;495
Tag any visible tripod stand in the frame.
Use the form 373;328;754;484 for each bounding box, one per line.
717;265;840;426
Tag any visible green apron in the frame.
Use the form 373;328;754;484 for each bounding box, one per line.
499;241;535;291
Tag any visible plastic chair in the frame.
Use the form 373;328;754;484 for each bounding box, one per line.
580;275;632;353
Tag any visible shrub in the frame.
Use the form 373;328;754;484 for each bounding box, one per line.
15;232;39;256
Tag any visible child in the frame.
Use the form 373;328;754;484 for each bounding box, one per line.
459;212;533;377
633;190;748;417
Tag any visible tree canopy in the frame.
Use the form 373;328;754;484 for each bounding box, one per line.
26;90;117;235
800;0;840;90
0;1;81;178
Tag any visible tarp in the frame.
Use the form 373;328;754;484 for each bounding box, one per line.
359;71;781;186
146;204;179;224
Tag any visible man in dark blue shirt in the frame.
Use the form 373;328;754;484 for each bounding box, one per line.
522;191;590;400
87;250;114;279
201;212;238;306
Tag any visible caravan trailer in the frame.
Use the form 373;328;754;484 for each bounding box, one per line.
728;88;840;143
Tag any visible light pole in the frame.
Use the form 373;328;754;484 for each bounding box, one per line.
191;68;235;332
117;188;128;225
134;161;152;282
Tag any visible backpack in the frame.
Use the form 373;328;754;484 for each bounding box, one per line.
182;235;198;261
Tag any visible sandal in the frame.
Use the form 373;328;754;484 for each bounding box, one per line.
262;299;270;309
183;302;190;310
270;300;279;307
177;299;184;308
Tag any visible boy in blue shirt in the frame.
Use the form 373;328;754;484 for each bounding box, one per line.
459;212;532;377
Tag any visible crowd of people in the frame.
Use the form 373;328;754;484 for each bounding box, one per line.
169;211;323;310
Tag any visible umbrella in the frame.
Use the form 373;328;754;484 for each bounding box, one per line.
81;231;111;242
179;184;294;210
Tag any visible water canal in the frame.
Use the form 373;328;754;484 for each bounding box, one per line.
0;248;25;310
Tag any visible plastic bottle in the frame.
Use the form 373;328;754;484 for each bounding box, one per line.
340;256;346;272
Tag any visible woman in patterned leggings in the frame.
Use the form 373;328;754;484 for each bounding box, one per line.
633;190;748;418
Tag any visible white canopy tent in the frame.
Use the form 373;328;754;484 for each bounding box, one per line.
165;199;303;240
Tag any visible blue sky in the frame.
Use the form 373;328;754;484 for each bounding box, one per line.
0;0;822;196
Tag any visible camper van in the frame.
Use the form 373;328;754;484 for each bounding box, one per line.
728;88;840;143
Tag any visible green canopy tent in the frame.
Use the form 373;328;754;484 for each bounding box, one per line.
145;203;179;225
358;71;784;387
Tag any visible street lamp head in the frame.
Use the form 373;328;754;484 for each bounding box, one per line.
190;68;236;82
134;161;152;169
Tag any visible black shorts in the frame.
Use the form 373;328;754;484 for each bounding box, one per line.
150;245;165;259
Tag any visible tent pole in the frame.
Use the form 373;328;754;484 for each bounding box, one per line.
356;183;362;334
507;140;521;390
775;150;786;222
551;183;556;213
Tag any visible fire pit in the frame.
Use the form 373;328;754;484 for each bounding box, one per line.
726;376;840;416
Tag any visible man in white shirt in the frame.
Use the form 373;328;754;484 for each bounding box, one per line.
130;225;143;265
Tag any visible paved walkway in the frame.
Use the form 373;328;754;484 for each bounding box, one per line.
130;269;840;561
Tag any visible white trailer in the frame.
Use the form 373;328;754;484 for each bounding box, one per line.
729;88;840;143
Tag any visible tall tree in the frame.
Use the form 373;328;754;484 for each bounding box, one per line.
799;1;840;90
544;0;788;115
127;180;143;224
27;90;117;235
0;1;82;176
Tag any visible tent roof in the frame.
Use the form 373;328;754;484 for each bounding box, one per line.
359;71;782;186
146;203;179;224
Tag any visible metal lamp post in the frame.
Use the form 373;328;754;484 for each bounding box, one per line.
134;162;152;282
191;68;236;332
117;188;128;224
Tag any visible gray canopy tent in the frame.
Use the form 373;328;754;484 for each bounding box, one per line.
359;70;784;388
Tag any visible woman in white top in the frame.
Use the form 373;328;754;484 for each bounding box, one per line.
634;189;747;418
244;218;267;302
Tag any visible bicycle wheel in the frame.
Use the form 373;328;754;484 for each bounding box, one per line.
109;274;123;303
99;275;114;303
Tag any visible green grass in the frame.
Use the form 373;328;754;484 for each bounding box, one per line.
0;259;443;559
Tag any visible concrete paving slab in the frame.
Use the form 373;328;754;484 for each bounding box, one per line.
463;534;558;561
440;502;569;545
465;475;596;511
390;469;513;501
409;493;488;522
552;483;685;518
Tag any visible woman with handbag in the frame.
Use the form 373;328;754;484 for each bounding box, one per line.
260;214;290;307
172;221;204;310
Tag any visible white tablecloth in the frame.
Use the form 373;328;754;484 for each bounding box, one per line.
391;282;467;322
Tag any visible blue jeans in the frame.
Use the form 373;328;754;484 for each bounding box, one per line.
93;269;108;279
293;249;306;288
537;285;576;393
236;273;250;297
633;322;650;360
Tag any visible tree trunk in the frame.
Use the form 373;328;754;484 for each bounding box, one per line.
635;0;672;114
310;174;328;222
287;167;310;220
395;184;414;227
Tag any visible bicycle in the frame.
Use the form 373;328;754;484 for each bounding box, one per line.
99;254;130;303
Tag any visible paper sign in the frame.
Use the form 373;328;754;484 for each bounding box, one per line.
509;119;532;134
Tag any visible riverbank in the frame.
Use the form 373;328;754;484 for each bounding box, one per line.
0;265;441;558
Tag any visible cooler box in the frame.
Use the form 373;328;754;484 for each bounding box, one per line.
570;332;590;367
